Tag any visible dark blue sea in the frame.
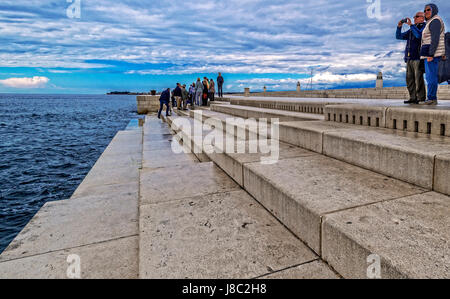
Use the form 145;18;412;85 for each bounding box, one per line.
0;94;138;253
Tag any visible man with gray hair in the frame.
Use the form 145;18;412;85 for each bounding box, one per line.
396;11;426;104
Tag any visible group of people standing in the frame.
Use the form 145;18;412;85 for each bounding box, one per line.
396;3;448;105
158;73;225;118
189;74;223;107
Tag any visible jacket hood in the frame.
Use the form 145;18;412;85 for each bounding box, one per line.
425;3;439;19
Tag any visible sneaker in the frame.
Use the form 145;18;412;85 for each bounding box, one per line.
420;100;437;105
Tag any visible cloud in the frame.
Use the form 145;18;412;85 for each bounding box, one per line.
0;0;448;91
0;76;50;88
300;72;377;84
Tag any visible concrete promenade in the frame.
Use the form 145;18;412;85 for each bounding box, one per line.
0;95;448;279
231;85;450;100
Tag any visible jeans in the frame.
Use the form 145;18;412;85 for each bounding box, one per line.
218;84;223;97
195;91;202;106
425;57;441;101
158;101;170;118
406;60;426;101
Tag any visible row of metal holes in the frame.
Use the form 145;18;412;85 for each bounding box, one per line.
239;102;325;114
260;104;324;114
392;119;446;136
237;102;326;114
329;113;381;128
327;113;447;136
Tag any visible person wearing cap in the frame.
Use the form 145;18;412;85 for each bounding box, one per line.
396;12;426;104
420;3;446;105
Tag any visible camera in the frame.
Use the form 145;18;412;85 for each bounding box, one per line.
401;18;408;24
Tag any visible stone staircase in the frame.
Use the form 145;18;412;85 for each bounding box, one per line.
235;85;450;100
163;99;450;279
1;96;448;279
139;116;340;279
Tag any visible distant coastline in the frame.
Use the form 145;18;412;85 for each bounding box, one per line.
107;91;153;95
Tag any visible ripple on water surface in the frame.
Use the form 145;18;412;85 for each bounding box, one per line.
0;94;137;252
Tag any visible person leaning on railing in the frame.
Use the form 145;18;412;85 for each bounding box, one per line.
158;88;171;119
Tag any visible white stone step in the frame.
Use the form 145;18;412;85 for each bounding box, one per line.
325;103;450;137
176;107;450;278
322;191;450;278
211;104;324;122
180;107;450;195
139;116;337;279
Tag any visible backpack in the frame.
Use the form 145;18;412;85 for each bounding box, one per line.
438;32;450;83
446;32;450;56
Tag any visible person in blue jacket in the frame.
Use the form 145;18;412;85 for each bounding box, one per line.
158;88;171;119
396;11;426;104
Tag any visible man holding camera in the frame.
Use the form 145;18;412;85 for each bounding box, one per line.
396;12;426;104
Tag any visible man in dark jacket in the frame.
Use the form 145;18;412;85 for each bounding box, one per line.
158;88;171;119
396;12;426;104
217;73;224;98
173;83;182;109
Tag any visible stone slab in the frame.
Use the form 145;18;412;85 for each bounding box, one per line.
143;139;175;151
322;192;450;279
74;163;139;190
71;181;138;199
230;99;327;115
99;131;142;157
140;162;241;205
212;104;324;122
137;95;160;114
260;260;339;279
435;153;450;196
324;104;387;128
243;155;425;254
209;141;315;186
139;190;317;279
0;236;138;279
142;149;199;169
386;106;450;137
278;121;366;153
191;110;275;141
323;129;450;190
0;193;138;262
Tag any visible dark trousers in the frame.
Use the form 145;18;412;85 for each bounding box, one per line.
218;84;223;97
406;60;426;102
158;101;170;118
209;92;215;102
171;96;176;107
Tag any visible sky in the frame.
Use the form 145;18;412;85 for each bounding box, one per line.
0;0;449;94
